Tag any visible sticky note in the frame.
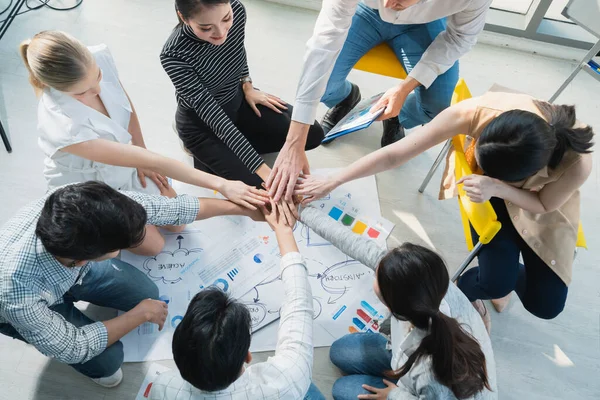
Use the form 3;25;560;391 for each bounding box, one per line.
341;214;355;226
329;206;343;220
367;228;380;239
352;221;368;234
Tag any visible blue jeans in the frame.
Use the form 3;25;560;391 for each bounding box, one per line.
330;333;393;400
0;258;159;378
305;382;326;400
458;197;568;319
321;3;459;129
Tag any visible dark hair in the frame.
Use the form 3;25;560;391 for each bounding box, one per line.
476;100;594;182
377;243;491;399
175;0;230;26
172;287;252;391
35;181;147;261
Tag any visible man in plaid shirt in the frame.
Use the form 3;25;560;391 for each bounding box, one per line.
0;181;260;388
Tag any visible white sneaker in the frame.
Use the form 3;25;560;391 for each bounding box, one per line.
91;367;123;388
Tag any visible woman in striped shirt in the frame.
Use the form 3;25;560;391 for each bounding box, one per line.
161;0;324;189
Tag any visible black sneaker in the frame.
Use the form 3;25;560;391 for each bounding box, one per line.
321;83;361;135
380;117;405;147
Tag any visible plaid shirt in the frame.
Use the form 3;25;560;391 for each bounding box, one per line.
0;188;200;364
150;252;314;400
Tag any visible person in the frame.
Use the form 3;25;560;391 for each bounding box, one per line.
0;181;263;388
20;30;269;255
295;90;594;327
150;203;325;399
297;206;496;399
161;0;324;190
267;0;492;202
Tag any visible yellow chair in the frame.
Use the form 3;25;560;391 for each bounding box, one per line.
354;43;408;79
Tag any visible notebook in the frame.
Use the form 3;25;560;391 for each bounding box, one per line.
322;93;384;144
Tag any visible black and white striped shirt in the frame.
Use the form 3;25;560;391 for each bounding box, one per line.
160;0;262;172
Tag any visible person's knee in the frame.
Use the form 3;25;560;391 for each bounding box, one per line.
331;376;359;400
525;298;566;320
329;334;358;369
305;123;325;150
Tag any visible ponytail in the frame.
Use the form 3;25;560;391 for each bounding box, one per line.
377;244;491;399
533;100;594;168
19;40;46;96
18;31;92;96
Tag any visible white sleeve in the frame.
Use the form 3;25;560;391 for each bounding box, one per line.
408;0;491;88
292;0;361;124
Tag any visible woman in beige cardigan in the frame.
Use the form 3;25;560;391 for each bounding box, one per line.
295;91;594;329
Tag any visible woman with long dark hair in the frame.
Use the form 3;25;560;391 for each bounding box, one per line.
295;91;594;327
296;207;497;399
161;0;324;190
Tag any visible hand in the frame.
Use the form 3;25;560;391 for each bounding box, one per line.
267;142;310;202
137;298;169;331
457;174;499;203
138;168;169;190
243;86;288;117
370;83;409;121
261;200;295;231
274;197;299;227
294;174;338;204
358;379;398;399
220;180;270;210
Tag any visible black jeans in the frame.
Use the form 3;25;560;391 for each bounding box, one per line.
458;197;569;320
176;88;324;187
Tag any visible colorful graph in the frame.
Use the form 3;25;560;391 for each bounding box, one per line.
253;254;264;264
326;205;383;239
227;268;239;281
348;300;382;333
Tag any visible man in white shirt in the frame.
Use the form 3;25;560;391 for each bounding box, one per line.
267;0;492;202
150;206;324;400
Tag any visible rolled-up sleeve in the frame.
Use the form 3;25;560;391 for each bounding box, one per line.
292;0;361;125
124;192;200;226
408;0;491;88
3;301;108;364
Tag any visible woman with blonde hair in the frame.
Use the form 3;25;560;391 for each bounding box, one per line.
20;30;268;255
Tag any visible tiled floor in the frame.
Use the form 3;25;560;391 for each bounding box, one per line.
1;0;599;399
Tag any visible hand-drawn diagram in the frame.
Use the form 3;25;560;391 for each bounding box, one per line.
142;234;204;284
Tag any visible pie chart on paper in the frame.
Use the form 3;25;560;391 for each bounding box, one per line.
253;254;264;264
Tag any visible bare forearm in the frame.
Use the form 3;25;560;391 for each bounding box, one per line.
275;227;299;255
494;181;547;214
196;198;253;220
256;163;271;182
287;121;310;147
103;308;147;346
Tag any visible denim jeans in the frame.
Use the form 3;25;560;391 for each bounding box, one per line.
321;3;459;129
304;382;326;400
330;333;393;400
0;258;159;378
458;197;568;319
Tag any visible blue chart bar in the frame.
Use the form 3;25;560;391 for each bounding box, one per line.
352;317;366;331
360;300;378;316
227;268;239;281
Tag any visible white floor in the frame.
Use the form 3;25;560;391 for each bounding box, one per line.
0;0;599;399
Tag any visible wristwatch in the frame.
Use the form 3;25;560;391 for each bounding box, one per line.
241;76;253;85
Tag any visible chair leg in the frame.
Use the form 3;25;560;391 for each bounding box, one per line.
451;241;482;283
418;139;451;194
0;119;12;153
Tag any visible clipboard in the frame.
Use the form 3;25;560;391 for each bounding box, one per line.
322;93;384;144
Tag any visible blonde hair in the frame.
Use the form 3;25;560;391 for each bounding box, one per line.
19;31;94;96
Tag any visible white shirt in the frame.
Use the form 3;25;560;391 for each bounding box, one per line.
292;0;492;124
388;283;498;399
150;252;314;400
37;44;158;194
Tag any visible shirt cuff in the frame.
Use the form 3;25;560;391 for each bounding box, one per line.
280;252;306;273
176;194;201;225
291;101;318;126
408;62;438;89
84;321;109;361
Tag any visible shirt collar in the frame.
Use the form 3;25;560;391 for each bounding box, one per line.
182;23;206;43
199;370;250;395
35;237;86;285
